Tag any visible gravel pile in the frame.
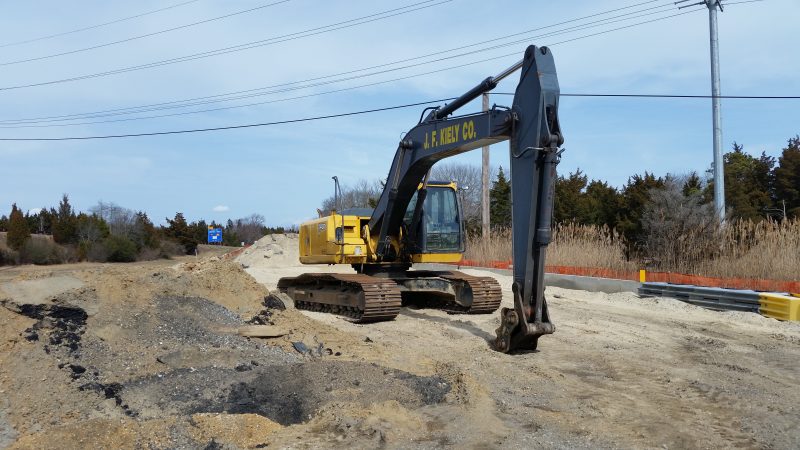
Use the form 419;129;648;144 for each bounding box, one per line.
236;233;300;269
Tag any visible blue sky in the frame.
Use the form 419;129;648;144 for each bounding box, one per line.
0;0;797;226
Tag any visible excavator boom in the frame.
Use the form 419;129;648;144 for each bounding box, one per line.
280;45;563;353
369;46;563;352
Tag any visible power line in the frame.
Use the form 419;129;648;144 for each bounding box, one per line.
720;0;765;6
0;98;458;141
0;1;691;126
0;0;452;91
497;93;800;99
0;0;203;48
0;7;707;129
0;1;292;67
0;0;675;124
2;91;796;141
0;53;518;129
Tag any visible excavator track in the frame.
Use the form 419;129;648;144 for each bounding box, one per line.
278;273;402;323
436;271;503;314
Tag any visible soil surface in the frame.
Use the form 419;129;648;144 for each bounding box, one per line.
0;236;798;449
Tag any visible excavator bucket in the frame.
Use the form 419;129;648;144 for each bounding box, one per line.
494;282;555;353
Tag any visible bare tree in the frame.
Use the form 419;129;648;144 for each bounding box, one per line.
320;179;384;213
431;162;495;231
235;214;266;244
317;164;493;232
90;201;136;236
641;178;721;270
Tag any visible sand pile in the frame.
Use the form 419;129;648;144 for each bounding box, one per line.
236;233;300;269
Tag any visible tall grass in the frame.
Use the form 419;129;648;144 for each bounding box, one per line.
465;223;635;272
465;219;800;281
696;219;800;280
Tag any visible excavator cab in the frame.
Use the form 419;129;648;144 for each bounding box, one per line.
403;181;464;255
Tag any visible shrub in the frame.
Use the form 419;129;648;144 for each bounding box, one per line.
87;242;109;262
156;240;185;259
19;239;68;265
0;247;19;266
103;235;137;263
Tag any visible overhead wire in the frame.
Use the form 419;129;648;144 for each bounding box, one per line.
0;98;459;141
0;91;796;141
0;6;703;129
0;0;453;91
499;93;800;98
0;0;292;67
720;0;766;6
0;53;519;128
0;0;203;48
0;0;675;124
0;1;780;139
0;1;690;126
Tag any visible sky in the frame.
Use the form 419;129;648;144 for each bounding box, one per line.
0;0;797;226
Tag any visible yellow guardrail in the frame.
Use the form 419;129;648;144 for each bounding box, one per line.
759;293;800;321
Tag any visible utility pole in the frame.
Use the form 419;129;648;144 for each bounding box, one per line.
678;0;725;221
481;93;490;238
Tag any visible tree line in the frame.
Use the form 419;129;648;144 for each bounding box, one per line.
543;137;800;243
319;135;800;254
0;195;291;266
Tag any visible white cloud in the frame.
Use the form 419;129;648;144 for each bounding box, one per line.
212;205;229;212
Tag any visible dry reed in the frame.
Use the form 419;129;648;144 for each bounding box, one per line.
464;223;635;272
464;219;800;281
696;219;800;281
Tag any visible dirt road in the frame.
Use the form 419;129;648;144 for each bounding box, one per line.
248;265;800;449
0;240;798;448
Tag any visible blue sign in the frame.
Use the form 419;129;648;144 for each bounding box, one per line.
207;227;223;243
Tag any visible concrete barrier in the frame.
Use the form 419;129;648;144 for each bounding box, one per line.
417;263;640;295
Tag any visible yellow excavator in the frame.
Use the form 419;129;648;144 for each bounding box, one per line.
279;45;563;352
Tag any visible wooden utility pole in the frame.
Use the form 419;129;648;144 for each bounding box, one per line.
481;93;490;238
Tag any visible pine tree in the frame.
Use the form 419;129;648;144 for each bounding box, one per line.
52;194;78;244
774;136;800;218
682;172;703;197
7;204;30;251
166;212;196;254
584;179;621;229
617;172;665;245
554;169;588;223
489;166;511;229
133;212;159;249
705;142;775;220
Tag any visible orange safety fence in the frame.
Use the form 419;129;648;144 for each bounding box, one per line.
455;258;800;294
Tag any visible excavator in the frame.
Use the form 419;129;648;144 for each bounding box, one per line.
279;45;563;353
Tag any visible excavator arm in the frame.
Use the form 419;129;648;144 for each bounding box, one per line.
369;45;564;352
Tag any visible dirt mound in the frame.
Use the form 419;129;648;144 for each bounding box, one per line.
0;256;466;448
236;233;300;269
79;256;270;318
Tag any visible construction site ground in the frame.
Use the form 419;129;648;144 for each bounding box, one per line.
1;235;798;449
